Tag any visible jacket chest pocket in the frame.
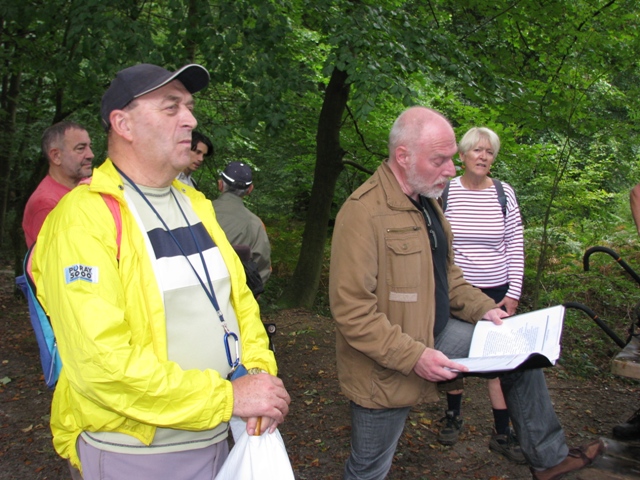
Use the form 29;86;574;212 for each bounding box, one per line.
385;228;423;289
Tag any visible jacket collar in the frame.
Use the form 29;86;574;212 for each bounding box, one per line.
377;161;445;219
216;191;245;205
89;158;197;200
378;161;417;211
87;158;126;199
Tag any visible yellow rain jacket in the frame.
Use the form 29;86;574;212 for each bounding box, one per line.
32;159;276;471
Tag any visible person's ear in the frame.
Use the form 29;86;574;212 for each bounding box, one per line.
395;146;410;168
248;184;254;195
458;151;467;170
49;148;62;166
110;110;133;141
217;179;224;192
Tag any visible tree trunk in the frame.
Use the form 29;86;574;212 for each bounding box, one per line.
531;142;572;309
280;67;350;308
0;71;21;249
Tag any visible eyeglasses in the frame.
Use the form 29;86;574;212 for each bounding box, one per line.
421;207;438;251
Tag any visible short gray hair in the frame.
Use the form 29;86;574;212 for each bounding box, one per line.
458;127;500;157
220;180;250;197
388;107;448;159
41;121;86;162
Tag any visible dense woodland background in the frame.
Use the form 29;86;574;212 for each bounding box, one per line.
3;0;640;376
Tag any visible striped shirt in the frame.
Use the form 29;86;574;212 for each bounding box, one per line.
443;176;524;300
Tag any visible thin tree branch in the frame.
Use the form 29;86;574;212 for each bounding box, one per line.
345;104;386;159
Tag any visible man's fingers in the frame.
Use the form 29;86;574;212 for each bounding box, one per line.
232;373;290;421
445;360;469;373
257;373;291;403
246;416;278;435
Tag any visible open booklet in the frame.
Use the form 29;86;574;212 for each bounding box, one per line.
450;305;565;373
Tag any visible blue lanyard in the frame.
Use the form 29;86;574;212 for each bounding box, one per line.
114;165;240;370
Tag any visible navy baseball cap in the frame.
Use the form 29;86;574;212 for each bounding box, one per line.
221;162;253;188
101;63;210;131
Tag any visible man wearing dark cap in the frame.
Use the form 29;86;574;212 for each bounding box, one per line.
31;64;290;480
213;162;272;286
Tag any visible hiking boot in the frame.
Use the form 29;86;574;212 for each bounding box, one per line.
530;439;604;480
489;427;527;464
612;408;640;440
437;410;463;445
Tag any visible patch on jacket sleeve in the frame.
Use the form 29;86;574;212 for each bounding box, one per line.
389;291;417;302
65;264;99;284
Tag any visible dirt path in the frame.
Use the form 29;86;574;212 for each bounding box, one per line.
1;270;638;479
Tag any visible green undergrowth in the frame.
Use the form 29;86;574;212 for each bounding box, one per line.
522;222;640;380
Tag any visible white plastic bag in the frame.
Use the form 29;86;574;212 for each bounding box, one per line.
215;417;295;480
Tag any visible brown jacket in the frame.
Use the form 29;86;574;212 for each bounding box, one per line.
329;162;496;408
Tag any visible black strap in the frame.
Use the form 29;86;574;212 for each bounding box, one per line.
440;178;507;218
492;178;507;217
439;181;450;212
114;165;229;330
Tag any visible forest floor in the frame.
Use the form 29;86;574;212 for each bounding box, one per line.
0;267;639;480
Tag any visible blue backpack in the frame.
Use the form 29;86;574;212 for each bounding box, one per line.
15;194;122;389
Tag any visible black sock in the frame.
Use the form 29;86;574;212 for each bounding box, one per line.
446;393;462;416
493;408;510;436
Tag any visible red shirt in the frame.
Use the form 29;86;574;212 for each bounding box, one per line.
22;175;71;247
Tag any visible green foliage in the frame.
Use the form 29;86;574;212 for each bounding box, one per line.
519;189;640;378
3;0;640;377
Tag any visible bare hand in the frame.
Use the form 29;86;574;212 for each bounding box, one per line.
496;296;519;316
232;373;290;434
244;415;278;435
482;307;509;325
413;347;468;382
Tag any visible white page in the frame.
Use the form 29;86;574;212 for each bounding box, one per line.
451;353;545;372
450;305;565;373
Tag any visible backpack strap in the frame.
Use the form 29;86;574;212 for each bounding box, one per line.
440;178;506;218
439;180;451;212
491;178;507;218
18;192;123;389
100;193;122;260
22;243;62;388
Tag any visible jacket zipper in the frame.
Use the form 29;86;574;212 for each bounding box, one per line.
386;226;421;233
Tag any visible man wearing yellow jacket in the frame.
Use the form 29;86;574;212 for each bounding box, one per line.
31;63;290;480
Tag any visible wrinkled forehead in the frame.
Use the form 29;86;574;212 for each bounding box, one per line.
62;128;90;146
136;79;193;103
417;122;457;157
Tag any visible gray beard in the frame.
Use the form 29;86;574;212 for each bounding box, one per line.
406;177;446;199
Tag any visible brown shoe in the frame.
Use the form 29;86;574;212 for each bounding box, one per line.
530;439;604;480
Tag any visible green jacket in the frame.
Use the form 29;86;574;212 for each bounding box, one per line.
32;159;276;470
329;162;495;409
213;192;272;285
